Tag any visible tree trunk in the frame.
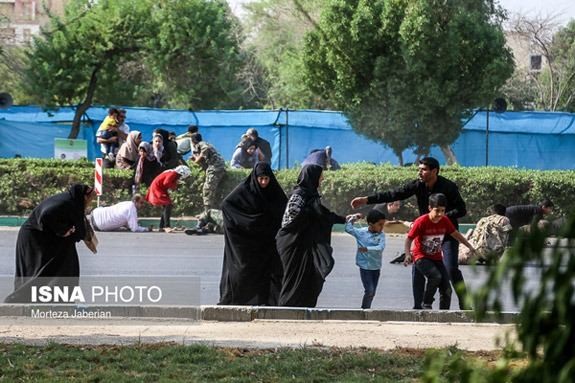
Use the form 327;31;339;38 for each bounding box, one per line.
68;66;100;139
396;152;404;166
440;145;458;165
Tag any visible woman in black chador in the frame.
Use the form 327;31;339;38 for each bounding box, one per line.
5;184;96;303
219;162;288;305
277;164;349;307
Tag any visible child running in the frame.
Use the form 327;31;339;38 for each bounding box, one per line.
345;209;387;309
404;193;476;310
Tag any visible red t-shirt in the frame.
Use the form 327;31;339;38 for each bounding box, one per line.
407;214;456;262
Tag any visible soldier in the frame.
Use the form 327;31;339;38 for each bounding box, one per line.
458;204;512;265
185;209;224;235
189;133;226;214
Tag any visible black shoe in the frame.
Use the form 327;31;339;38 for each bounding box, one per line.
390;253;405;264
195;227;208;235
185;229;198;235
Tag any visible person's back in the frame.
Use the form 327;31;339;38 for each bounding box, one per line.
195;140;225;170
505;204;542;229
90;198;148;232
302;149;327;167
255;137;272;164
459;204;511;264
505;198;554;243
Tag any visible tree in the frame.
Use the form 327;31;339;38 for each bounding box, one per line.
548;20;575;111
145;0;256;109
302;0;514;164
23;0;257;138
23;0;152;138
242;0;333;109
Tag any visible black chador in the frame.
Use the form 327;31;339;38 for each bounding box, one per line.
276;164;346;307
219;162;287;305
5;184;92;303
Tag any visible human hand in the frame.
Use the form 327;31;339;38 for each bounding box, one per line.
358;247;368;253
63;225;76;237
350;197;368;209
345;213;363;222
403;253;413;266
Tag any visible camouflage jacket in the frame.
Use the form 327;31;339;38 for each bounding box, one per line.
459;214;512;264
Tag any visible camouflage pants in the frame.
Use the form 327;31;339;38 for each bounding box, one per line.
203;167;225;211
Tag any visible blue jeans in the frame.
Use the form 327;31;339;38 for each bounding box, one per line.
412;239;468;309
359;268;380;309
414;258;452;309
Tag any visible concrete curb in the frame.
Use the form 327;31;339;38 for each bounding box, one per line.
0;304;518;324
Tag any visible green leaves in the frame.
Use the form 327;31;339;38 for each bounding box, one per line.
0;159;571;222
21;0;255;111
302;0;514;163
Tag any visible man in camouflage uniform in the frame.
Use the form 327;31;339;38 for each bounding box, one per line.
459;204;512;265
189;133;226;214
185;209;224;235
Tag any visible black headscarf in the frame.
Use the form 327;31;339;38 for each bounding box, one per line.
224;162;287;229
293;164;323;201
69;184;92;208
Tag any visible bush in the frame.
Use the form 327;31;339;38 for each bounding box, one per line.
0;159;572;221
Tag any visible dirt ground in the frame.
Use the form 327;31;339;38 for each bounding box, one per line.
0;317;514;351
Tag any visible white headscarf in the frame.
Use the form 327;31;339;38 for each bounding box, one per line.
174;165;191;179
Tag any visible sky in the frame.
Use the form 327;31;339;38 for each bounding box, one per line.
227;0;575;25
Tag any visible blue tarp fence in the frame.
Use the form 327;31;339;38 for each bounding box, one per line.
0;105;574;170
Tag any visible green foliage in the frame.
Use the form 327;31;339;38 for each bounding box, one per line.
0;160;572;224
546;20;575;112
23;0;152;106
243;0;333;109
146;0;254;109
0;46;35;105
424;203;575;381
302;0;514;161
21;0;258;113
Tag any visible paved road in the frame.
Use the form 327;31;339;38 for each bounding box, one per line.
0;228;540;310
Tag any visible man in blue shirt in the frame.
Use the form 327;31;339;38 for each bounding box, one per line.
345;209;386;309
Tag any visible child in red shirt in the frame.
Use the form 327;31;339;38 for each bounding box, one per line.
404;193;475;310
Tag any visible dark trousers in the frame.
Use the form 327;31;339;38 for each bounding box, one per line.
414;258;452;309
160;204;172;229
359;268;380;309
412;240;468;309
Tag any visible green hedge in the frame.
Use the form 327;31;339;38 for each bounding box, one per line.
0;159;572;222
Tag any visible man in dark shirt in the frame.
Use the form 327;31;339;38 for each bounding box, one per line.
351;157;470;310
505;198;554;243
246;128;272;164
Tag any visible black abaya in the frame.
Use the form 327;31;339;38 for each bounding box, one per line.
219;162;287;305
4;184;91;303
276;164;346;307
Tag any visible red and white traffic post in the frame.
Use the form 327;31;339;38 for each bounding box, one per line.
94;158;103;207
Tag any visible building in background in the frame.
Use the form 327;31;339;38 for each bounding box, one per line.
505;31;547;73
0;0;66;45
